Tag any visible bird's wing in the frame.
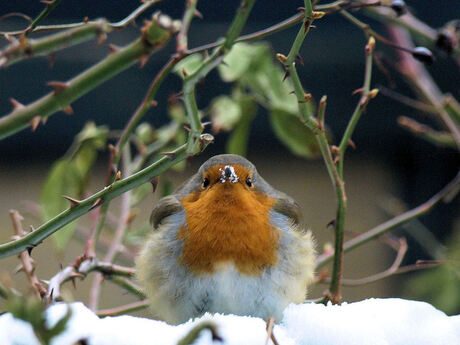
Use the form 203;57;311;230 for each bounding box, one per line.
272;196;302;226
150;195;184;230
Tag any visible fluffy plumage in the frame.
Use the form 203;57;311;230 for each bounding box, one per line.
136;154;316;324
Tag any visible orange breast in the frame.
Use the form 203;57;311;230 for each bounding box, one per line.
178;165;279;275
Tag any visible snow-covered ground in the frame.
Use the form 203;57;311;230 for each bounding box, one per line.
1;298;459;345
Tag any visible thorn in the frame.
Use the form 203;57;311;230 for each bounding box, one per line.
304;93;312;102
47;81;68;93
10;98;25;110
62;195;81;208
183;125;191;132
41;116;48;125
97;32;107;45
91;198;103;209
29;116;41;131
304;20;310;33
348;139;356;150
297;7;305;12
282;69;290;82
114;170;122;182
194;9;203;19
13;263;24;274
352;87;364;96
40;1;53;5
150;176;159;193
108;144;118;157
84;16;89;23
168;92;184;104
150;100;158;107
181;68;188;78
139;54;150;68
202;121;212;127
70;277;76;289
108;44;120;53
160;151;176;159
27;245;36;256
296;54;304;66
29;225;35;232
70;272;85;279
63;105;73;115
327;219;335;228
289;90;295;94
220;60;229;67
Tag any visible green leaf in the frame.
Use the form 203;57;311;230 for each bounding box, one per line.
211;96;242;132
218;43;264;82
226;96;257;156
40;122;107;251
269;108;321;158
173;54;203;79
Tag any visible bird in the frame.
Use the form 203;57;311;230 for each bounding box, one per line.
136;154;315;324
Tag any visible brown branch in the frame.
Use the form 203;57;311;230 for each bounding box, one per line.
97;299;150;317
316;169;460;269
46;256;134;302
9;210;46;299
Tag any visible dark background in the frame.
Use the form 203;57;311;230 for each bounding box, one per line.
0;0;459;305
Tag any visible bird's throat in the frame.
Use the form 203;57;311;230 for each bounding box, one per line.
178;183;279;275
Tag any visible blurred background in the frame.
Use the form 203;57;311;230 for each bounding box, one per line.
0;1;459;315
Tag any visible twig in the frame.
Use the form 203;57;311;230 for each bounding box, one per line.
0;12;179;139
316;169;460;268
26;0;62;35
378;85;437;114
387;26;460;150
46;256;135;301
0;135;214;259
0;20;111;68
176;321;222;345
183;0;256;155
177;0;199;53
337;237;408;286
363;5;460;59
97;299;150;317
89;146;133;310
398;116;457;149
9;210;46;299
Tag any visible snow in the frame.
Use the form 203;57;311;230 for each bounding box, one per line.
0;299;459;345
219;165;239;183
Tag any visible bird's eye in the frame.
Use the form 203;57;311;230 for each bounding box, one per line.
202;178;210;189
246;177;253;188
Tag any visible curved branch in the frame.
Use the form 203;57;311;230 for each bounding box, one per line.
0;134;214;259
0;12;178;139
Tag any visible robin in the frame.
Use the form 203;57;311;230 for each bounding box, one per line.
136;154;315;324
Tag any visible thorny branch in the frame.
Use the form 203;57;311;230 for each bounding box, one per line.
9;210;47;299
46;255;137;302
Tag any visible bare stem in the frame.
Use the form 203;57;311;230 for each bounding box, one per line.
89;146;133;310
97;299;150;317
26;0;62;35
177;0;199;53
46;256;135;301
9;210;46;299
183;0;256;154
316;169;460;268
0;13;178;139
